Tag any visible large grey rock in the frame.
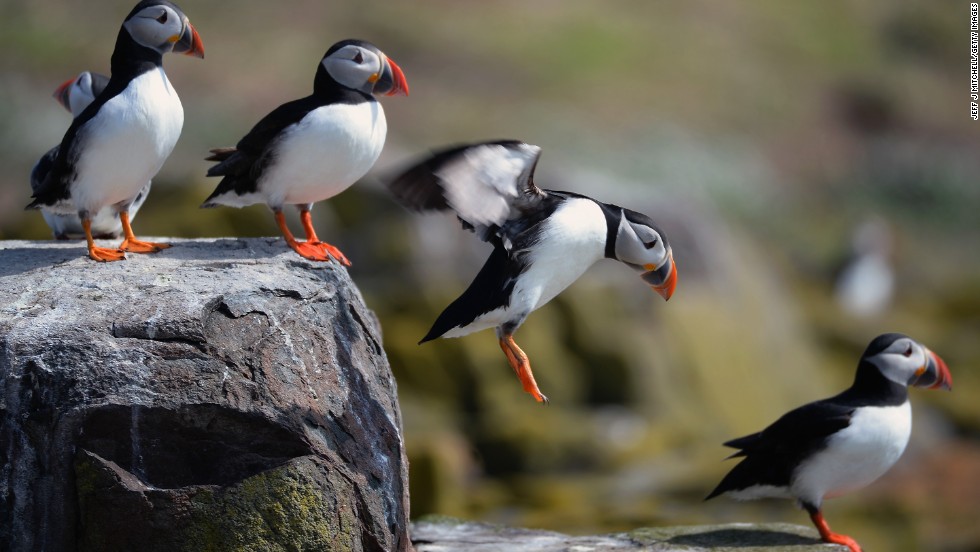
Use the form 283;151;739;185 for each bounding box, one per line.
411;517;848;551
0;238;411;552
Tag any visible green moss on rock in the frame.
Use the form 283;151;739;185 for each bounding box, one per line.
182;457;356;552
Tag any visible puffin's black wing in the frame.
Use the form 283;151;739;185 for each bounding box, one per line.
387;140;547;240
30;146;60;196
203;95;321;201
419;246;519;343
706;399;855;499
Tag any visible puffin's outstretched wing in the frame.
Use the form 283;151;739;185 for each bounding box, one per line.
387;140;547;236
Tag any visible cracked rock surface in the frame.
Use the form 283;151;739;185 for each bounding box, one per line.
0;238;410;552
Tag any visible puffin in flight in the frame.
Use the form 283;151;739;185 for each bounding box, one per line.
32;72;150;240
201;39;409;265
27;0;204;261
387;140;678;403
706;333;952;552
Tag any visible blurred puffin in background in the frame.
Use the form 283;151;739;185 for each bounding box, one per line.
833;218;895;318
387;140;677;404
27;0;204;261
707;332;951;552
31;72;150;240
202;39;409;265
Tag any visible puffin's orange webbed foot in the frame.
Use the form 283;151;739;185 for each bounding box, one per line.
119;238;171;254
809;507;862;552
117;211;169;253
499;335;549;404
288;240;333;262
308;240;351;266
88;245;126;262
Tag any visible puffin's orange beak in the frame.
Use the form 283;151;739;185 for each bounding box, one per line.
173;19;204;58
53;77;75;112
377;56;409;96
642;249;677;301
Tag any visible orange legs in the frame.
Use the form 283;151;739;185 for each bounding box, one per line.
84;218;125;262
498;334;549;404
299;208;350;266
807;506;861;552
273;209;350;265
118;211;170;253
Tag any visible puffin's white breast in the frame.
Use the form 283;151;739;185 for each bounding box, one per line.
70;68;182;214
514;198;608;310
260;101;387;207
792;402;911;505
443;197;608;337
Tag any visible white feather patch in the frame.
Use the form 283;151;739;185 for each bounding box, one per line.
70;68;181;214
791;402;911;505
441;197;607;337
436;143;540;227
257;101;386;207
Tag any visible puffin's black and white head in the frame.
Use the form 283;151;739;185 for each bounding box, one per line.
319;39;409;97
121;0;204;58
613;209;677;301
861;333;952;391
52;71;110;117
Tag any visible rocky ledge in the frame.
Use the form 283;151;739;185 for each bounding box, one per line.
411;517;847;551
0;238;410;552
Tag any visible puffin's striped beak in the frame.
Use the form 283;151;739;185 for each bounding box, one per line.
53;77;75;112
173;19;204;58
374;56;409;96
911;348;952;391
642;249;677;301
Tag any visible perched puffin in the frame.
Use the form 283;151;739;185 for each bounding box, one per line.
27;0;204;261
32;72;150;240
706;333;952;552
387;140;678;403
201;39;409;265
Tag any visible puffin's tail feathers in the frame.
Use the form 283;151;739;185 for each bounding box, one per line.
205;147;237;162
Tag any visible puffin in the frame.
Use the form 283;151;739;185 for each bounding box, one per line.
706;333;952;552
201;39;409;265
31;72;150;240
387;140;678;404
833;219;894;318
27;0;204;261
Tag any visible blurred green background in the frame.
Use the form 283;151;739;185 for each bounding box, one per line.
2;1;978;550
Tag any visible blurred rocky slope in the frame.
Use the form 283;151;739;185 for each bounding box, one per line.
1;2;977;551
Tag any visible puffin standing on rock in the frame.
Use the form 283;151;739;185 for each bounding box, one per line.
201;39;409;265
27;0;204;262
706;333;952;552
387;140;678;404
32;72;150;240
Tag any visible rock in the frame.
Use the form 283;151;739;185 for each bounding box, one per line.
0;238;410;552
411;517;848;551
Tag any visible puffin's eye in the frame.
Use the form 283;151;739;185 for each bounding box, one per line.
643;237;659;249
156;11;168;24
76;77;84;86
902;344;913;358
353;51;364;64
